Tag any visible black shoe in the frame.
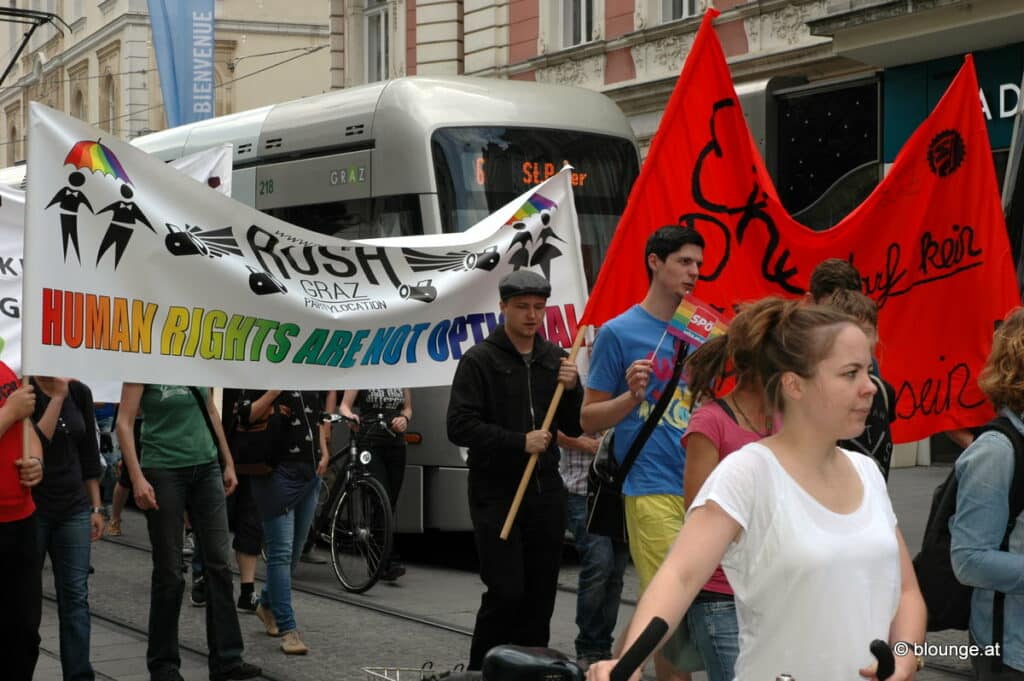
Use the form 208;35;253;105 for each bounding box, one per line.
380;563;406;581
237;591;258;613
150;672;185;681
300;547;327;564
190;575;207;607
211;661;262;680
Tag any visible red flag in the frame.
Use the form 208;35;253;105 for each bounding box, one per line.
582;9;1018;442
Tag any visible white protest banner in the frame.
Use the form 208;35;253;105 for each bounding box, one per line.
24;104;588;390
0;183;25;373
0;142;231;383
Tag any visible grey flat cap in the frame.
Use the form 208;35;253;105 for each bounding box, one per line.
499;270;551;300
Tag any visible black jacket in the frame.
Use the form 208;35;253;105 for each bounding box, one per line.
235;390;323;466
31;380;101;518
447;325;583;494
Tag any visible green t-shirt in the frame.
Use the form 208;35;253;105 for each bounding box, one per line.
139;385;217;469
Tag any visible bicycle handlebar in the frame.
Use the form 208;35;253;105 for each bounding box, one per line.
604;622;895;681
609;617;668;681
870;639;895;681
322;411;398;437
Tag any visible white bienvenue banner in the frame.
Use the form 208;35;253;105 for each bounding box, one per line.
0;141;232;388
24;104;588;390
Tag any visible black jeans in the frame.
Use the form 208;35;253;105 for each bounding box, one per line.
0;513;41;681
366;441;407;512
144;462;244;678
228;475;263;556
467;476;566;670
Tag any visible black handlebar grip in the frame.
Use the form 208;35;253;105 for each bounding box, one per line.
870;639;896;681
609;617;669;681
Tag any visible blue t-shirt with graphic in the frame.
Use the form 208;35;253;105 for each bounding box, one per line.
588;305;693;497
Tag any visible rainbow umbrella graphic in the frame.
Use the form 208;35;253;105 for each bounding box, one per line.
504;192;558;226
63;139;132;185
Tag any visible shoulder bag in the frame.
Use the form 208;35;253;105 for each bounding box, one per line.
586;340;690;542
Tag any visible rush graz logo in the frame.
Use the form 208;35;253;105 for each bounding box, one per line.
49;139;565;306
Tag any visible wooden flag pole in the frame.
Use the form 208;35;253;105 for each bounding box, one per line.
21;376;29;454
500;325;588;540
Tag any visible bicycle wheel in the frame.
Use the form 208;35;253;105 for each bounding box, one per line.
329;476;393;593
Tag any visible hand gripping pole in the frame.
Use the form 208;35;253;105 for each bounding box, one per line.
499;326;587;540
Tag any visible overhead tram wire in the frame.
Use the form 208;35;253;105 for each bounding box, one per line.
0;43;328;150
0;44;329;97
93;43;330;133
0;8;71;88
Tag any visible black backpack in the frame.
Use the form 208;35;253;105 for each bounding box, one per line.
913;416;1024;640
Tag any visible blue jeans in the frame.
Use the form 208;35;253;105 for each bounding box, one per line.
96;414;121;503
686;598;739;681
565;493;629;659
37;511;94;681
143;462;244;678
261;480;319;633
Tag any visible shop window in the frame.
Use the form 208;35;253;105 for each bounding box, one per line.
71;88;85;121
777;81;879;230
8;3;15;52
662;0;697;22
365;0;389;83
101;73;117;135
8;125;18;164
563;0;594;47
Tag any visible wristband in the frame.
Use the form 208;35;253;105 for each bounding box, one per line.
90;506;104;515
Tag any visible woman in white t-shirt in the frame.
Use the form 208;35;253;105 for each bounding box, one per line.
587;298;926;681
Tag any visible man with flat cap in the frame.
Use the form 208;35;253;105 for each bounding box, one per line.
447;269;584;670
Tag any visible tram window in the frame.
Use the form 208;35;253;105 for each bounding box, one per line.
431;126;639;288
265;194;423;240
776;82;879;227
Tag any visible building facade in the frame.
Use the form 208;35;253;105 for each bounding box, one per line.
329;0;1023;213
0;0;330;165
328;0;1024;465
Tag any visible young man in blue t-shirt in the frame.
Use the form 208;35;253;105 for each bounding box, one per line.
581;225;705;681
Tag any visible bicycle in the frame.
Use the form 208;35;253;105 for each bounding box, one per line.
317;412;396;594
472;622;897;681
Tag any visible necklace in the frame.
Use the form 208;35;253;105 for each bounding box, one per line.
729;394;770;437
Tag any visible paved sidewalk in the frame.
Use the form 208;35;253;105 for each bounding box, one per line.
36;598;231;681
33;464;973;681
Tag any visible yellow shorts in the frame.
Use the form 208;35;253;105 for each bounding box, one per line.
624;494;704;673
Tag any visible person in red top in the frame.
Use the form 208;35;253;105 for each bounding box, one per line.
0;361;46;681
679;299;782;681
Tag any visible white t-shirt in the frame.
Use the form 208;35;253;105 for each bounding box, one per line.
691;443;901;681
